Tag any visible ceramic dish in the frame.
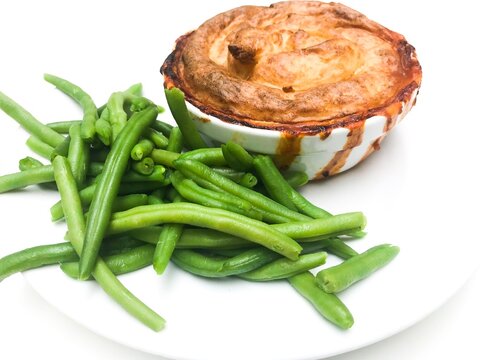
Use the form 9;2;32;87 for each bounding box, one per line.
161;1;422;180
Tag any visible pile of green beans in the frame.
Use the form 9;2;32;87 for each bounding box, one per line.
0;77;399;332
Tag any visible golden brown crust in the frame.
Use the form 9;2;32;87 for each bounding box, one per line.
161;1;422;134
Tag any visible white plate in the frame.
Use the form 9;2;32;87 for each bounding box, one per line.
1;1;479;360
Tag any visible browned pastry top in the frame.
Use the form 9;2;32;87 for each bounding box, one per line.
162;1;422;134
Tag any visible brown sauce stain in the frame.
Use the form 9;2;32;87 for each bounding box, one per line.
314;124;364;180
319;128;333;141
274;132;303;169
382;102;402;133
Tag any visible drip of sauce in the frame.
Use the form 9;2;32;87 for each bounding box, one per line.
319;128;332;141
315;124;364;179
274;132;303;169
382;102;402;133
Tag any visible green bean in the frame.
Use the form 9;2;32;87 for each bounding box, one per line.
47;120;83;134
283;170;309;188
83;194;150;220
0;165;54;193
253;154;331;218
125;95;155;113
166;126;183;153
221;141;254;171
316;244;400;293
131;139;154;161
271;212;366;240
68;124;90;188
122;165;166;182
165;87;207;149
239;252;327;281
238;173;258;188
153;223;183;275
147;189;166;205
52;155;165;331
95;107;112;146
131;157;155;176
26;135;54;159
150;149;180;168
288;272;354;329
51;135;71;160
151;120;173;137
325;238;359;260
130;227;252;249
108;203;302;260
174;158;310;223
0;242;78;282
86;162;104;177
254;155;367;241
253;155;297;210
97;83;143;116
210;167;245;182
50;181;163;221
107;92;128;141
106;194;149;213
179;148;227;167
172;247;279;278
90;147;109;163
44;74;98;142
80;107;158;280
61;244;155;280
222;248;280;275
19;156;44;171
0;91;65;147
171;171;261;220
172;250;225;276
100;236;145;256
144;128;169;149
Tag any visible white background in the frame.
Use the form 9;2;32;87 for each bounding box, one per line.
1;0;479;359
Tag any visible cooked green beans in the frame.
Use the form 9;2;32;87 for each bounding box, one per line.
174;158;310;223
0;242;78;282
107;92;128;141
95;107;112;146
151;149;180;168
0;91;65;147
130;227;252;249
144;128;169;149
153;223;183;275
26;135;55;159
44;74;98;142
19;156;43;171
171;171;261;220
316;244;400;293
165;87;207;149
131;139;154;161
80;106;158;280
52;155;165;331
178;148;227;167
221;141;254;171
61;244;155;280
239;252;327;281
47;120;82;134
288;272;354;329
271;212;366;240
166;127;183;153
68;124;89;188
172;247;279;278
132;157;155;176
325;238;359;260
108;203;302;260
0;165;54;193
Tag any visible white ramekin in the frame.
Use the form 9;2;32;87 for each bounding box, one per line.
186;88;418;180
